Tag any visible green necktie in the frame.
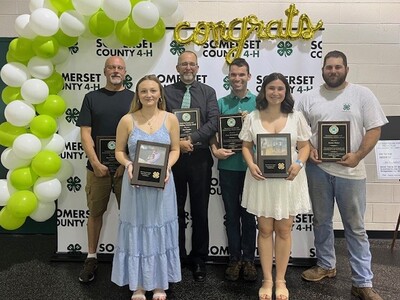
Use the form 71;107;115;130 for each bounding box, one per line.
181;85;191;108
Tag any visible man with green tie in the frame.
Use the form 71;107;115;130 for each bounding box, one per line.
165;51;219;282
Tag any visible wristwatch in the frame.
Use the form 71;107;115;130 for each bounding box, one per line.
295;159;304;168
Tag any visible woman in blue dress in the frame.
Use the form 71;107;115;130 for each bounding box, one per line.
112;75;181;300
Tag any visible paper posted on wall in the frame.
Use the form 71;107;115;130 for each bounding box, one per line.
375;140;400;179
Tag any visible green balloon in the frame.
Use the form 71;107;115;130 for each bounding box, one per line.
7;190;38;218
36;94;67;118
6;51;17;63
32;36;60;59
49;0;74;13
54;30;79;48
2;86;21;105
0;207;26;231
10;167;38;190
0;122;27;147
29;115;58;139
89;10;115;38
130;0;143;5
44;71;64;94
143;19;166;43
115;18;143;47
31;150;62;177
8;38;34;62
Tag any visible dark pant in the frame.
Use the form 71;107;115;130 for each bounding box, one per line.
172;149;213;264
219;169;256;262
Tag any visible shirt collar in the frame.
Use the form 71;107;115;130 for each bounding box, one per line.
229;89;252;101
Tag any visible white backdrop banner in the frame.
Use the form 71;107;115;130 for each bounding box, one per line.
56;29;323;261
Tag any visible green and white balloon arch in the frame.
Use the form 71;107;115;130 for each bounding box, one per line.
0;0;184;230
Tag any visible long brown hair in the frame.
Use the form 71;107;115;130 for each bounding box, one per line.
256;72;294;113
129;75;166;113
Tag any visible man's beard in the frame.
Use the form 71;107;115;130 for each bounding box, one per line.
181;73;195;83
110;76;123;85
322;72;347;88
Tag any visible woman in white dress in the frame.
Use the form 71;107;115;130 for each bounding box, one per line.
239;73;312;300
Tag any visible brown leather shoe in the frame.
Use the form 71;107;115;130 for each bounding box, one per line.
351;286;383;300
242;261;257;282
301;266;336;282
225;260;242;281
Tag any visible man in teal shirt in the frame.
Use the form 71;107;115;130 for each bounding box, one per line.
210;58;257;281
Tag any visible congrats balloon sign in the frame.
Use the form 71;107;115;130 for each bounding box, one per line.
0;0;182;230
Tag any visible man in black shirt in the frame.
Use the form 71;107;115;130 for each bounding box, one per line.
165;51;219;282
77;56;133;283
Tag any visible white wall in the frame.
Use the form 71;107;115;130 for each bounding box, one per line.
1;0;399;231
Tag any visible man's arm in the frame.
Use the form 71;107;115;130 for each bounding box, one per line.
338;126;381;168
191;87;219;144
80;126;109;177
209;134;235;159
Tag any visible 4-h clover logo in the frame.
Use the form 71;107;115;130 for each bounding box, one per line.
223;76;230;90
67;243;82;253
170;40;185;56
343;103;351;111
108;141;116;150
227;118;236;127
67;176;82;192
152;171;160;179
182;113;191;122
124;74;133;89
277;41;293;57
329;125;339;135
65;108;80;124
68;43;79;55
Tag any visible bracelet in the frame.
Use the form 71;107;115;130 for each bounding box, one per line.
125;161;133;169
295;159;304;168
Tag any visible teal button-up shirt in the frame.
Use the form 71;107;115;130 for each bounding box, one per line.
217;90;256;171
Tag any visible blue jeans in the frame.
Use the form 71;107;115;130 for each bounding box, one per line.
219;169;256;262
306;163;373;287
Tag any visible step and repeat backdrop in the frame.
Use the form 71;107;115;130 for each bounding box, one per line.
55;29;323;261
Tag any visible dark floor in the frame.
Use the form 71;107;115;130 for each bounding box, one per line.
0;234;399;300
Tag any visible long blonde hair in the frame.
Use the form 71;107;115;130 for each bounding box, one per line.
129;75;167;113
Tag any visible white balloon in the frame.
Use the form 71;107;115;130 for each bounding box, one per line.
33;177;62;202
0;62;31;87
29;0;57;12
12;133;42;160
29;200;56;222
103;0;132;21
27;56;54;79
41;133;65;154
59;10;86;37
0;179;11;206
51;46;70;65
132;1;160;29
4;100;36;127
14;14;37;39
72;0;102;16
30;8;59;36
1;148;31;170
21;78;49;104
55;159;74;182
102;35;124;49
151;0;178;18
162;5;183;27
